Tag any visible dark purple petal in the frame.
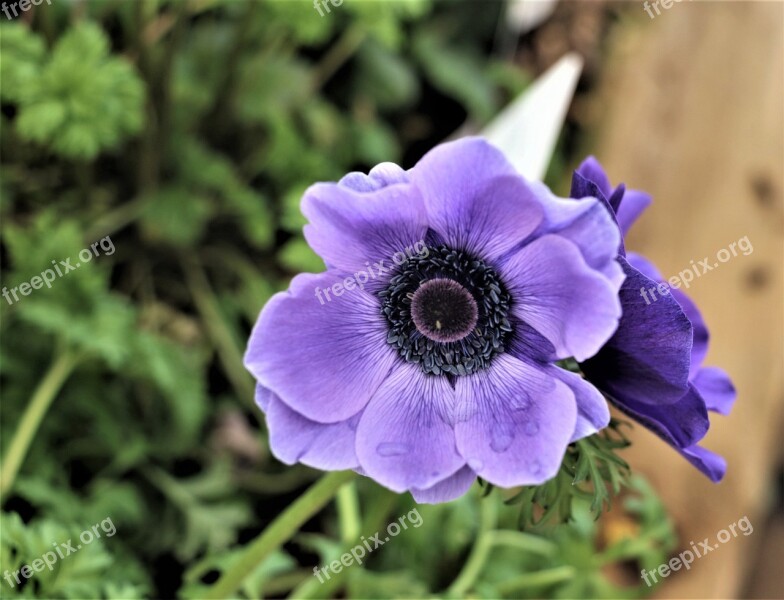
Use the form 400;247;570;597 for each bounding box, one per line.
570;165;626;256
581;256;692;405
624;251;661;280
338;162;409;192
627;252;709;375
572;157;651;236
454;354;576;487
411;466;476;504
547;367;611;442
692;367;736;415
616;189;652;235
355;363;463;493
677;445;727;482
244;271;397;423
610;384;709;449
265;392;360;470
672;288;709;376
501;234;621;362
302;181;428;276
575;156;612;198
408;137;544;261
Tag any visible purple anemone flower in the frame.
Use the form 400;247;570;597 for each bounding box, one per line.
572;158;736;482
244;137;626;503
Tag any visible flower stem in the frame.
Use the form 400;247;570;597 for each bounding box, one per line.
496;565;576;595
446;494;499;595
311;24;367;90
486;529;557;557
0;348;80;502
203;470;357;599
289;486;398;599
337;481;361;543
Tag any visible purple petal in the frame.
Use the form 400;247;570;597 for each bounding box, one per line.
338;162;409;192
265;392;360;470
616;189;652;235
527;181;624;288
454;354;577;488
501;234;622;362
408;137;544;261
610;384;709;449
678;445;727;482
411;466;477;504
302;180;427;277
255;383;273;412
244;271;397;423
355;363;464;493
547;367;611;442
692;367;736;415
581;256;692;405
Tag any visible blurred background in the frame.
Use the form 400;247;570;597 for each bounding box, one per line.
0;1;781;598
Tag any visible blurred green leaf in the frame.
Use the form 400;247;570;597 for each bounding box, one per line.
6;21;145;159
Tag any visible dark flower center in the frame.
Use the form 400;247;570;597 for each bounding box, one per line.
411;278;478;343
378;245;512;376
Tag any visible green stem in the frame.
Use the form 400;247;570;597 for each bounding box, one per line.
496;566;576;595
290;488;399;600
86;195;148;241
337;482;361;544
235;467;319;495
486;530;557;557
446;495;499;596
261;570;310;596
0;348;80;502
204;470;357;599
311;24;367;91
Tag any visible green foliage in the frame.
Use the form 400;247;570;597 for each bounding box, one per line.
2;22;145;159
413;29;499;121
0;511;149;598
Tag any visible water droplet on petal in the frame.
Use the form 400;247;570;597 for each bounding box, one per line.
523;422;539;436
528;460;542;476
376;442;410;457
490;424;514;452
468;458;484;471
